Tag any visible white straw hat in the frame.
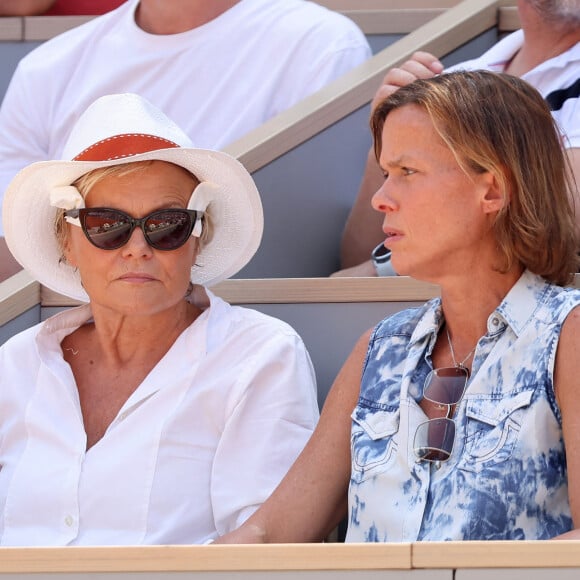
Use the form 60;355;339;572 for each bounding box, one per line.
2;93;263;301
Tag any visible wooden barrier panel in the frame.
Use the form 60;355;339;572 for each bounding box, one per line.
0;270;39;327
0;544;412;573
3;273;580;403
414;541;580;580
0;542;577;579
413;540;580;569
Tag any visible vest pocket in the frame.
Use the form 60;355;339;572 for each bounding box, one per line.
351;404;399;483
459;389;534;471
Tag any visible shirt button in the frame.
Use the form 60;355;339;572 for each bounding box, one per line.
491;317;500;326
64;515;74;527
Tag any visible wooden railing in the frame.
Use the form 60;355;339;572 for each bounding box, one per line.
0;542;577;578
0;1;518;42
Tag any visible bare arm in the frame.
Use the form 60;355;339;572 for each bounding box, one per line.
339;52;444;269
215;329;372;543
340;148;385;269
552;306;580;539
566;148;580;241
0;237;22;282
0;0;55;15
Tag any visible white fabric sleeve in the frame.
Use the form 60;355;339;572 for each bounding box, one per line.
559;97;580;150
0;61;51;236
305;38;371;95
209;329;319;536
271;20;371;117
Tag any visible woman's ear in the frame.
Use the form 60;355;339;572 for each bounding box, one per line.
480;171;507;215
62;227;78;268
190;238;200;269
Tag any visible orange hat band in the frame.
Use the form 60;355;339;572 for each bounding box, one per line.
73;133;180;161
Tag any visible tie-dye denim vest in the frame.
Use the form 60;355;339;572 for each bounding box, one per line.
347;270;580;542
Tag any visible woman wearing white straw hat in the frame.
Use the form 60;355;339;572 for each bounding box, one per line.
0;93;319;546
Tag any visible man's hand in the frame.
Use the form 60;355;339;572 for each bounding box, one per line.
371;51;444;112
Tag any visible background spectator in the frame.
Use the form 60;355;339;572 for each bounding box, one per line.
337;0;580;276
0;0;371;280
0;0;124;15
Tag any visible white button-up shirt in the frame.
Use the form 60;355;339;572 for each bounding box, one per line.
0;290;319;545
447;30;580;151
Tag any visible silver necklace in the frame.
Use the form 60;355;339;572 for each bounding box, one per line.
445;325;477;369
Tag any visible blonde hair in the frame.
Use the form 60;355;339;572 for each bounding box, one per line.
371;70;579;286
55;160;212;254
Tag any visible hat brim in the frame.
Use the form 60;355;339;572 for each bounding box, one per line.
2;148;263;302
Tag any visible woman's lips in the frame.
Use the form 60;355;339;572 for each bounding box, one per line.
384;229;403;246
118;273;157;282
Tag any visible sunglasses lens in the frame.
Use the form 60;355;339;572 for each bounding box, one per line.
423;367;468;406
144;210;194;250
414;417;455;462
82;209;132;250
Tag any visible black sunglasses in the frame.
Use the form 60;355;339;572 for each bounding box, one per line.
65;207;203;251
413;366;469;463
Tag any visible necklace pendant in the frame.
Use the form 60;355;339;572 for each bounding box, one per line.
445;324;477;373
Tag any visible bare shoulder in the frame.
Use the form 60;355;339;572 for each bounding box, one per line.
554;304;580;405
555;305;580;529
344;327;374;376
559;303;580;343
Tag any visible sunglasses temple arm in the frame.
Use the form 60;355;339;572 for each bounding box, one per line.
64;215;81;227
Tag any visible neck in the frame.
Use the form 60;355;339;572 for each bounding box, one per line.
135;0;241;35
506;3;580;76
86;300;201;369
438;265;523;361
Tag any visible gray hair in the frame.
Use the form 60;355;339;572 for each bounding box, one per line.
525;0;580;27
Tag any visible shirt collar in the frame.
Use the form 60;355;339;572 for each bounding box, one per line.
479;29;580;75
494;269;554;337
406;269;553;350
480;29;524;71
38;304;93;347
408;298;443;356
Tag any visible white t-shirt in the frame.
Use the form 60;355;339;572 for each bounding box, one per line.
447;30;580;151
0;289;319;546
0;0;371;235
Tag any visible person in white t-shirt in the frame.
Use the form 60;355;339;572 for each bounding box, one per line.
0;92;319;546
335;0;580;277
0;0;123;15
0;0;371;280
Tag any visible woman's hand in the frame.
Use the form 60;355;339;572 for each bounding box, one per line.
213;523;267;544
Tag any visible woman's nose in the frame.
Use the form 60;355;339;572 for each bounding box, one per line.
372;180;397;213
121;226;153;258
